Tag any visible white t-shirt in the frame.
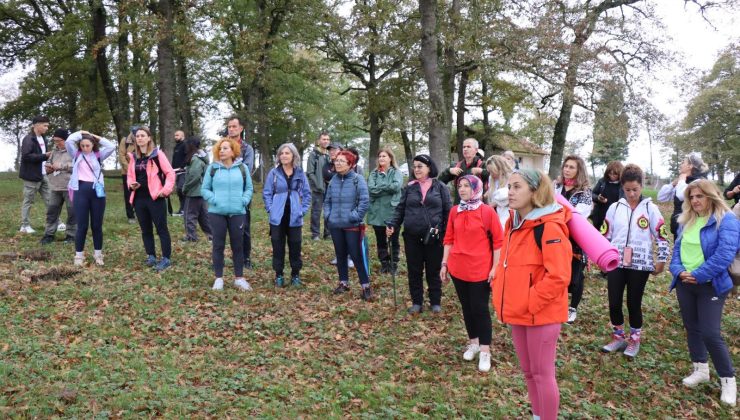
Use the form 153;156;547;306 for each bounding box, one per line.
37;136;47;175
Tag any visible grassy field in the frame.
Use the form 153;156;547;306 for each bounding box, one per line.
0;172;737;418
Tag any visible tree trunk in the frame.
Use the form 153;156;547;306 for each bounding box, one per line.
455;68;469;156
419;0;447;167
117;6;131;130
175;52;194;136
367;103;383;172
90;0;128;142
147;87;158;142
156;0;177;158
481;80;493;154
401;129;413;174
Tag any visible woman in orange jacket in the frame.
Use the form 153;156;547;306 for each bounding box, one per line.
492;168;572;420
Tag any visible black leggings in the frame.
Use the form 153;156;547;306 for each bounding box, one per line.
270;222;302;277
568;258;585;309
209;213;245;278
134;193;172;259
607;268;650;329
452;276;492;345
74;181;106;252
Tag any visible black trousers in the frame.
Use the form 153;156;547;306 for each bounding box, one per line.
452;276;492;345
372;225;400;265
121;175;135;219
607;268;649;329
134;193;172;259
403;232;443;306
270;222;302;277
310;191;328;239
209;213;245;278
568;258;586;309
74;181;106;252
175;172;186;213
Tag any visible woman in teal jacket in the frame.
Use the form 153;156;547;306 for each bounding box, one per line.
367;147;402;274
669;179;738;407
182;137;212;242
201;137;253;291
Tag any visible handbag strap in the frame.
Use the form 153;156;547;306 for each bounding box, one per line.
81;153;102;183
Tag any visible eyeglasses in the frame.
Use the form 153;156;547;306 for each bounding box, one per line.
335;159;348;164
412;165;426;170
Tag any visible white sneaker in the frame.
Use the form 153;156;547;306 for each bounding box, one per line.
57;222;66;232
720;377;737;407
463;343;480;361
20;226;36;234
682;362;710;388
348;258;355;268
234;278;252;291
74;255;84;266
567;307;577;324
478;351;491;372
212;278;224;290
94;254;104;266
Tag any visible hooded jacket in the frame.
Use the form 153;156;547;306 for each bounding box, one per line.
323;170;369;229
263;166;312;227
367;166;403;226
126;148;176;202
201;159;253;216
492;204;572;326
602;197;670;272
182;150;209;197
669;212;739;296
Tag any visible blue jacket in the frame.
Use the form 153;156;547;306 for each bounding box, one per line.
669;212;739;296
201;159;253;216
263;166;312;227
324;170;369;229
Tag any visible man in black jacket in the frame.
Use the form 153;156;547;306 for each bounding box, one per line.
19;116;52;233
171;129;187;216
437;138;488;204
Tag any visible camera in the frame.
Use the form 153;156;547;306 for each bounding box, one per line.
422;226;439;245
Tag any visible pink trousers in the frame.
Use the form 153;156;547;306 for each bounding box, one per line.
511;323;562;420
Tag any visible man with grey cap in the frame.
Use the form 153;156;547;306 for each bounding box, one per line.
41;129;76;244
19;115;52;233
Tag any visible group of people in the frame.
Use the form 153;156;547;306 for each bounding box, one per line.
19;118;739;417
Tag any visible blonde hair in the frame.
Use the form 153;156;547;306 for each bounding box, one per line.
133;126;155;158
377;146;398;169
678;179;730;230
486;155;513;184
212;137;241;163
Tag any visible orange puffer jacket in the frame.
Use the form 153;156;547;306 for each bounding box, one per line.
492;204;573;326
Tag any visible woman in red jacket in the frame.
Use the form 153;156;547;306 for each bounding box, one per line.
441;175;503;373
492;168;572;420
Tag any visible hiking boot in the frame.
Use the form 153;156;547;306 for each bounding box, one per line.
463;343;480;361
234;278;252;291
567;307;577;324
63;235;75;244
478;351;492;373
407;304;422;315
682;362;710;388
155;257;171;272
720;377;737;406
360;286;373;301
601;326;627;353
333;282;349;294
431;305;442;313
623;329;641;358
379;261;390;274
40;235;55;245
244;258;252;269
291;275;302;287
145;255;157;267
275;275;285;288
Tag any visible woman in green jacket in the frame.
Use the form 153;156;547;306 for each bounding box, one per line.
368;147;403;274
182;137;212;242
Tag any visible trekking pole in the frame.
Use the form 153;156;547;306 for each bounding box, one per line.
386;225;397;306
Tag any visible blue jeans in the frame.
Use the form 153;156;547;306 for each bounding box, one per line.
329;227;370;285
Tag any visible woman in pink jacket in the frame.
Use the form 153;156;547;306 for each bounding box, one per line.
127;126;176;271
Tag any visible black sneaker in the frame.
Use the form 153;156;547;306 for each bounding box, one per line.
333;283;350;294
360;287;373;302
244;258;252;269
63;235;75;244
40;236;55;245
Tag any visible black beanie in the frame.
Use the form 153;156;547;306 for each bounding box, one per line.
52;128;69;140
